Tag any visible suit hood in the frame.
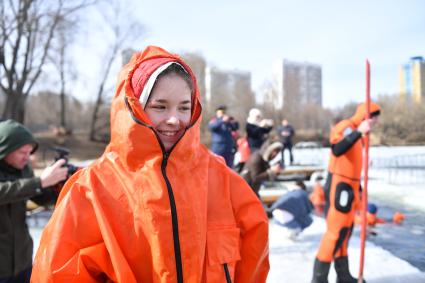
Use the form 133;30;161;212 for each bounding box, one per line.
350;102;381;127
106;46;202;170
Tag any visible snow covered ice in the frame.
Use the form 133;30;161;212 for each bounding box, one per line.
268;216;425;282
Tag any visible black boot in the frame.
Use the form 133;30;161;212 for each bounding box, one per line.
334;256;366;283
311;258;330;283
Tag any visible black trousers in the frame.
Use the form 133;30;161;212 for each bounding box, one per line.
0;267;31;283
281;142;293;165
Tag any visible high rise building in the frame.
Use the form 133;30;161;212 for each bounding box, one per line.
205;67;255;124
399;56;425;103
270;59;322;110
180;52;207;106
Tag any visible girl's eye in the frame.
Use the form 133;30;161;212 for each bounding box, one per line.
180;106;191;111
150;105;166;110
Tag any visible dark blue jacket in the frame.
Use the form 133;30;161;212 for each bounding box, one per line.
208;117;238;153
271;189;313;229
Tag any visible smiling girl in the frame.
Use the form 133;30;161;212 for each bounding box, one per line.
31;46;269;283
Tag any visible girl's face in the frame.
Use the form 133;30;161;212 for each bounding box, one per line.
145;73;192;152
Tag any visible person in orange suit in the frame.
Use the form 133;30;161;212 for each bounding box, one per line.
234;136;251;173
311;102;381;283
309;175;325;215
355;203;386;227
31;46;269;283
392;211;405;224
354;203;405;227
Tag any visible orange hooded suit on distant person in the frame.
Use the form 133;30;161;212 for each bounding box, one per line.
31;46;269;283
309;181;325;214
312;102;380;283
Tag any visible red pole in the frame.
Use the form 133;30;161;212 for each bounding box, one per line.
358;60;371;282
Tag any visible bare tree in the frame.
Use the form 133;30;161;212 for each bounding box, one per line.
0;0;94;123
50;17;78;129
89;0;144;142
375;94;425;145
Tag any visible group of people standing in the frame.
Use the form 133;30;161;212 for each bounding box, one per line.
208;106;296;169
0;45;384;283
208;105;297;201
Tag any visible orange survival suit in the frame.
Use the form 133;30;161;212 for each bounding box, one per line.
312;102;380;283
31;46;269;283
309;182;325;215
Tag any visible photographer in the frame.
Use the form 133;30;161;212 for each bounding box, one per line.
246;108;273;152
208;105;239;168
0;119;68;283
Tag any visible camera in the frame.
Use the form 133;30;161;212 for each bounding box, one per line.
52;146;79;176
39;146;81;199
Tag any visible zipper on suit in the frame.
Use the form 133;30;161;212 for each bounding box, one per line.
124;98;190;283
161;152;184;283
223;263;232;283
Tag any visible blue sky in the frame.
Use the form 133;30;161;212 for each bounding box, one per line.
74;0;425;109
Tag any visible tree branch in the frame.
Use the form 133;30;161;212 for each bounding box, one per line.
9;0;32;89
24;1;64;96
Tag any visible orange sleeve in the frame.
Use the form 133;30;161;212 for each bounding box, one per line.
31;180;121;283
329;120;352;145
230;173;270;283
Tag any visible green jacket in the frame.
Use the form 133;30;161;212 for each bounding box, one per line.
0;120;53;277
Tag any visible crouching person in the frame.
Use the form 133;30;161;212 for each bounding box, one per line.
270;180;313;239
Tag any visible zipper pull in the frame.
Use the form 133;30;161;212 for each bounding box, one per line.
162;152;169;166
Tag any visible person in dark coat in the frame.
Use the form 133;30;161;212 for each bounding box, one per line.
241;140;283;198
276;119;295;165
245;108;273;152
208;105;239;167
269;180;313;239
0;120;68;283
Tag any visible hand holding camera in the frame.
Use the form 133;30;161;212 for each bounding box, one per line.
260;119;274;128
40;159;68;188
41;147;81;193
